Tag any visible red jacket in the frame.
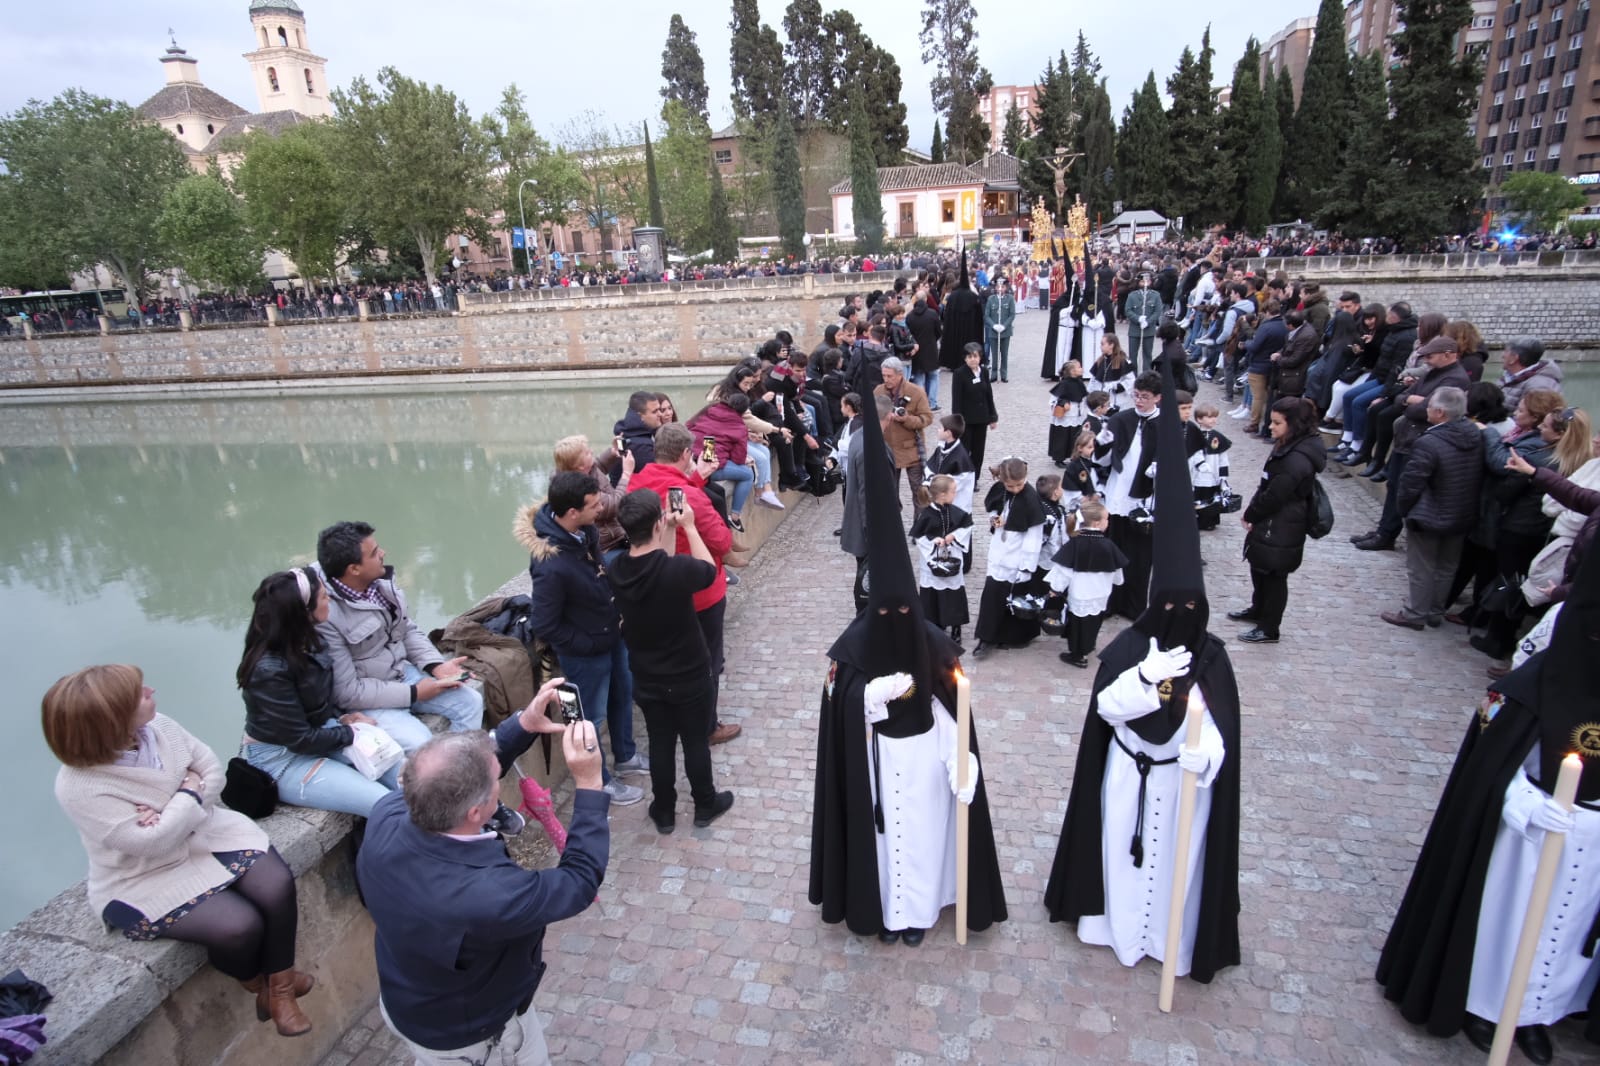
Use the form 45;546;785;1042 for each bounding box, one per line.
686;402;748;466
627;461;729;611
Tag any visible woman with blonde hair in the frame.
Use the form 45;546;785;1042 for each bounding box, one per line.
1441;319;1487;381
553;434;630;555
45;665;314;1036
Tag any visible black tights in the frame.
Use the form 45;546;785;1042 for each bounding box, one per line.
162;847;298;980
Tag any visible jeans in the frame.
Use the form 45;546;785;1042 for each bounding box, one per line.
557;641;634;782
635;672;717;821
366;662;485;754
710;459;755;512
1375;450;1411;541
381;999;549;1066
1342;379;1388;444
1329;374;1371;430
245;724;400;817
911;369;940;409
696;598;726;730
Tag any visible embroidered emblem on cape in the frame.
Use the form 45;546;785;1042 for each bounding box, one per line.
1573;723;1600;758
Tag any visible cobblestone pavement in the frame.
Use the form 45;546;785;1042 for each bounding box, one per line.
326;304;1600;1065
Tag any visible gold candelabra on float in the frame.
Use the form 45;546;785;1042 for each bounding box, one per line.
1030;201;1055;262
1064;195;1090;267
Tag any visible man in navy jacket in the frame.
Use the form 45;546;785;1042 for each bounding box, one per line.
360;688;609;1063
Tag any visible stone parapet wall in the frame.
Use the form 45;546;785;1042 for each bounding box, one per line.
6;261;1598;389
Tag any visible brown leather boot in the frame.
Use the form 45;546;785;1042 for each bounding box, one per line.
241;971;315;1022
265;970;313;1037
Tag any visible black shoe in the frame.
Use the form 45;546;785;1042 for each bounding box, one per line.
950;626;962;642
1226;607;1259;621
1358;462;1382;478
877;929;901;944
693;791;734;827
1058;651;1089;667
1349;529;1375;544
1515;1024;1554;1065
971;642;991;659
1460;1014;1495;1053
832;527;842;536
1237;627;1279;644
901;928;925;946
648;809;675;835
1353;535;1396;551
1368;470;1388;484
729;516;746;533
1469;634;1511;661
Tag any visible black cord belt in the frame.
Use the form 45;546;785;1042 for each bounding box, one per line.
1113;731;1176;868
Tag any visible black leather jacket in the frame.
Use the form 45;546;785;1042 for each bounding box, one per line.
242;648;353;754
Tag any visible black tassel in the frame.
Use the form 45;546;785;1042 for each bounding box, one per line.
874;802;885;833
1130;833;1144;869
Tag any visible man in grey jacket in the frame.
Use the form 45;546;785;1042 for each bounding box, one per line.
314;521;484;753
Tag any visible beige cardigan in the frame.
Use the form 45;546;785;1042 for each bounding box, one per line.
55;713;270;922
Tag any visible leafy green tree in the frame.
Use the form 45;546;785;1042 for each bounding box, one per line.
481;85;586;272
848;89;885;253
330;68;494;288
230;122;349;284
929;120;945;163
771;99;807;257
1220;38;1279;231
656;103;713;250
821;11;909;166
729;0;785;120
919;0;993;164
559;111;649;258
1271;66;1298;220
783;0;829;121
661;14;710;123
1165;27;1229;227
1116;72;1169;213
1320;52;1389;233
1068;32;1101;121
644;121;666;230
1500;171;1587;232
707;161;740;260
726;117;774;236
1283;0;1353;218
1002;103;1026;156
1376;0;1482;243
157;170;265;292
0;89;188;297
1020;53;1071;210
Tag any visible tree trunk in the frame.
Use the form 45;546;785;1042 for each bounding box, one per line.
415;229;438;290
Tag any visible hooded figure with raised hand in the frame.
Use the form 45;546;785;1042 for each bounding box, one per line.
809;395;1008;945
1377;546;1600;1065
1043;357;1243;983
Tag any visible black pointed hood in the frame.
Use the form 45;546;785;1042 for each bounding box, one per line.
1127;357;1211;743
827;398;955;737
958;249;971;290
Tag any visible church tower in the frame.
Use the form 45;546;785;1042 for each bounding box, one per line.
243;0;331;118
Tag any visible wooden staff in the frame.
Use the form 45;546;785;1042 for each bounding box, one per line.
1488;752;1583;1066
1159;697;1206;1013
955;667;972;946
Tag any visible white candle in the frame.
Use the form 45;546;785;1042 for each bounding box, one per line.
955;667;972;946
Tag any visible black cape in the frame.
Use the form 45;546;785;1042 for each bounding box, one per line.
1051;529;1128;573
808;628;1009;935
926;440;976;479
1042;625;1243;983
910;503;973;540
1375;653;1600;1040
939;289;986;369
1040;277;1086;378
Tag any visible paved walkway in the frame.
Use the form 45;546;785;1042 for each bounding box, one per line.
325;304;1599;1065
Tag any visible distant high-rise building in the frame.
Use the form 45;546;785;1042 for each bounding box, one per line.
1263;16;1318;105
975;84;1041;153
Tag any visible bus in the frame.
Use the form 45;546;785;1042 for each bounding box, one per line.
0;289;129;332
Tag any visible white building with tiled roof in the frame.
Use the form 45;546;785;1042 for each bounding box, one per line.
829;160;1024;245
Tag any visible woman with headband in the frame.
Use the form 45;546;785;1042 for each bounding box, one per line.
239;567;401;816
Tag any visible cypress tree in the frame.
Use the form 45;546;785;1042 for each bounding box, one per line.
1079;81;1116;220
771;99;806;258
1271;66;1298;220
1284;0;1354;216
1220;38;1278;231
1246;61;1284;233
1164;28;1228;227
660;14;710;123
1321;52;1390;234
1117;72;1169;213
643;121;666;231
1377;0;1482;243
707;160;739;260
849;89;885;253
929;120;944;163
1002;104;1026;156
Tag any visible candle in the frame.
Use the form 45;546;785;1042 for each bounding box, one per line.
954;666;971;946
1160;695;1207;1013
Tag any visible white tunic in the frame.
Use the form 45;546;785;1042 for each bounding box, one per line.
1080;311;1106;366
1046;563;1124;617
866;697;961;931
1099;411;1158;518
985;505;1044;583
915;525;973;591
1077;665;1225;975
1466;757;1600;1026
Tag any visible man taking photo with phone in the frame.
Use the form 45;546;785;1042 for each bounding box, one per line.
606;489;735;833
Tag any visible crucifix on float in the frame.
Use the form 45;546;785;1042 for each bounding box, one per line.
1046;146;1084;220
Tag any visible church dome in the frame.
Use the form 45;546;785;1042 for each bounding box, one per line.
249;0;304;13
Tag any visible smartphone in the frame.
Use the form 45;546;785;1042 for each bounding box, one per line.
668;486;685;513
555;682;584;725
613;435;625;454
701;436;717;464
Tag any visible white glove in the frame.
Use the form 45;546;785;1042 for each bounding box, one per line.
994;324;1005;333
1529;797;1576;836
1139;316;1148;329
1177;745;1209;776
948;752;980;805
1137;637;1192;685
864;672;914;724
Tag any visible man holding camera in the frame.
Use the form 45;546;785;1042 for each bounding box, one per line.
874;357;933;509
607;488;735;833
360;685;609;1066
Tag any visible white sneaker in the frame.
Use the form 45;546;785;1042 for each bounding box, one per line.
757;490;785;510
1229;406;1249;419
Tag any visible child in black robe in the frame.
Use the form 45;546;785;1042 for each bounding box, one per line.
911;475;973;640
1189;402;1232;531
1048;361;1089;465
1045;498;1128;667
972;457;1047;657
925;413;979;573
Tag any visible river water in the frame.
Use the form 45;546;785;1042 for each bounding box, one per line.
0;373;716;929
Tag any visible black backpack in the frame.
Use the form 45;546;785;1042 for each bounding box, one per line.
1306;477;1335;539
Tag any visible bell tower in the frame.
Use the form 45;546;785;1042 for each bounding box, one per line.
243;0;330;117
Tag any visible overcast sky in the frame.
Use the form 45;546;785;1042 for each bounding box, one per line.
4;1;1311;151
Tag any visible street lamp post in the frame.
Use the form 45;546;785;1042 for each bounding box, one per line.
517;178;538;277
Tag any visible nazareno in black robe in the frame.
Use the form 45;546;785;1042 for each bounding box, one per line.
939;287;986;371
1042;625;1243;983
1375;653;1600;1041
1040;277;1086;379
808;622;1009;936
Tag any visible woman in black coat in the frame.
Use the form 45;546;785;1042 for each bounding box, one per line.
1230;397;1327;644
949;342;997;472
